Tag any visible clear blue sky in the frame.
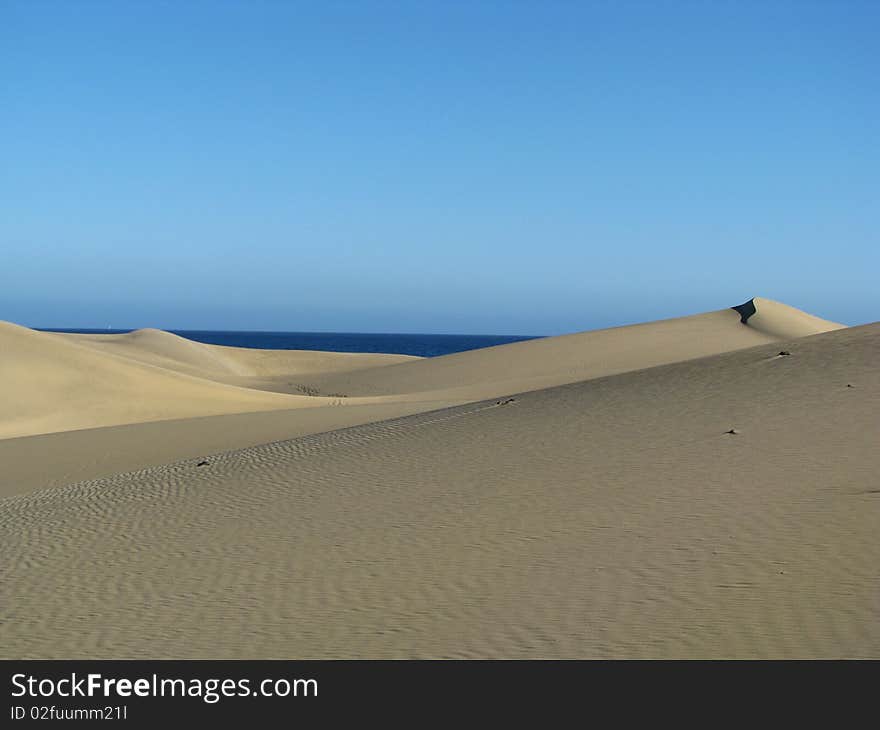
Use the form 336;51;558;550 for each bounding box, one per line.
2;1;877;334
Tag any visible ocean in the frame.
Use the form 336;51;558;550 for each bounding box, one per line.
38;329;541;358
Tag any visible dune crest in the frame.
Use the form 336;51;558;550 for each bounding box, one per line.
60;327;250;377
733;296;845;339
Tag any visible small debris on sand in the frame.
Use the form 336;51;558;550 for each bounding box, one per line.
725;428;739;435
197;460;210;467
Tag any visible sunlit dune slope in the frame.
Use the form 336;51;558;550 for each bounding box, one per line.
0;322;314;439
298;298;843;399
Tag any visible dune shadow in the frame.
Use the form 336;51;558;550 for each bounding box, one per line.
731;298;757;324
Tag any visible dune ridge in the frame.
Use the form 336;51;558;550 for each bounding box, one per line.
733;296;847;338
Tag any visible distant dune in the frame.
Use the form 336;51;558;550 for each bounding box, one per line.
2;298;876;659
0;321;416;440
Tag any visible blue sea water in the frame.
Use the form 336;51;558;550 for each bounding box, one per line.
39;329;540;358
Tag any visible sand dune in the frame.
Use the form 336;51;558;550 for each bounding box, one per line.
2;320;876;658
0;297;842;443
0;322;417;440
3;297;873;658
734;296;847;338
58;327;418;381
295;299;842;401
0;401;456;498
0;322;310;439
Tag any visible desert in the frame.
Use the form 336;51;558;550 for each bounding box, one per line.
2;297;876;658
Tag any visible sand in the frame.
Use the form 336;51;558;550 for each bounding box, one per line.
2;297;876;658
0;321;423;440
0;296;842;444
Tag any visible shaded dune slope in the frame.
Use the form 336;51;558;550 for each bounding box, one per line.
0;401;451;497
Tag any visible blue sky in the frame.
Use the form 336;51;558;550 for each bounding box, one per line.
2;1;877;334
